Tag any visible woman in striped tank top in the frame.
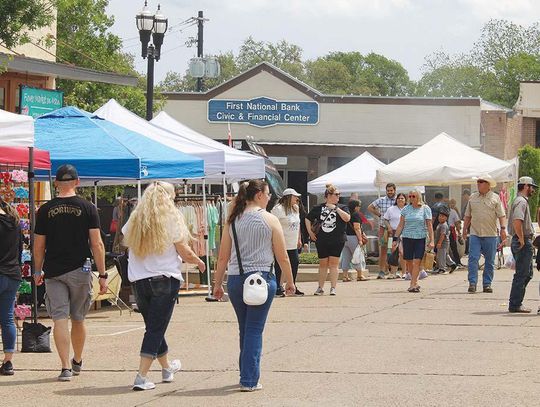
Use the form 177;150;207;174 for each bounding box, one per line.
214;180;295;392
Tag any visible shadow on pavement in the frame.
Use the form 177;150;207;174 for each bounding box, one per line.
169;384;241;397
54;385;132;396
0;377;57;386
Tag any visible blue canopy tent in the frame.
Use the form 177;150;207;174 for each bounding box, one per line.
34;106;205;182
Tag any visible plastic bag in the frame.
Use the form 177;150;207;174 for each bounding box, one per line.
351;245;363;266
504;252;515;270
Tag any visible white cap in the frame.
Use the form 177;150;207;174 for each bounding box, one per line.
282;188;301;197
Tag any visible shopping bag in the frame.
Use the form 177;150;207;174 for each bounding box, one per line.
21;322;52;353
351;245;363;266
504;252;515;270
423;251;435;271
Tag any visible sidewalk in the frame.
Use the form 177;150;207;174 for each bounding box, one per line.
6;266;540;407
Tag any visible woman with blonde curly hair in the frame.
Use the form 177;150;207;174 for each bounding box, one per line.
122;181;205;391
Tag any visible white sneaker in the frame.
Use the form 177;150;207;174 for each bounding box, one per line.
329;287;336;296
162;359;181;383
132;373;156;391
240;383;263;392
314;287;324;296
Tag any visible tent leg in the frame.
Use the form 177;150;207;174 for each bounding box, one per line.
222;173;227;220
203;179;213;300
28;147;38;324
137;180;141;200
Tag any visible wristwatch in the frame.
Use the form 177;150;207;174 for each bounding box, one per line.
98;273;108;279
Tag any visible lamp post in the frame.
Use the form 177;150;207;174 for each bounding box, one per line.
136;1;167;121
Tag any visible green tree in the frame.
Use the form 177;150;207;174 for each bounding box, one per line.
0;0;55;49
418;20;540;107
305;51;412;96
517;145;540;220
55;0;158;117
236;36;305;79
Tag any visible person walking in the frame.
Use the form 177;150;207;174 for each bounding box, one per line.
383;192;407;278
462;174;507;294
306;184;351;296
271;188;304;296
34;164;108;381
340;199;368;282
507;176;537;313
448;199;463;266
122;181;206;390
433;207;457;274
393;190;434;292
0;198;23;376
368;183;396;279
213;180;295;392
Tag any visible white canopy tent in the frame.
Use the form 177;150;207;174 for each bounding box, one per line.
308;151;386;194
0;109;34;147
375;132;517;187
95;99;226;178
151;111;265;181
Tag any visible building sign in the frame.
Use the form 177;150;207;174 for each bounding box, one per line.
19;86;63;118
208;96;319;127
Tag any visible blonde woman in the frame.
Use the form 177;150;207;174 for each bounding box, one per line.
393;190;434;292
306;183;351;296
271;188;304;296
122;181;205;391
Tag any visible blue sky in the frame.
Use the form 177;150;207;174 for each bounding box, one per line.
106;0;540;83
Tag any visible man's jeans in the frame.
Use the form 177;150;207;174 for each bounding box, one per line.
468;235;498;286
0;275;21;353
509;236;533;310
227;271;277;387
133;276;180;359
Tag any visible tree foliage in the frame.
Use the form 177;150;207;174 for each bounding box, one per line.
418;20;540;107
0;0;54;49
55;0;160;117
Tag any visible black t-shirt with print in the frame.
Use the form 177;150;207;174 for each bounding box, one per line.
35;196;100;278
346;211;362;236
307;204;350;242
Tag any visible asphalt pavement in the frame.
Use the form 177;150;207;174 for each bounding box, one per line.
5;266;540;407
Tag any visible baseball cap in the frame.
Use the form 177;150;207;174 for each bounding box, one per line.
518;176;538;188
282;188;301;197
55;164;79;181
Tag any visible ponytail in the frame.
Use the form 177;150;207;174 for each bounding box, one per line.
227;179;268;224
0;198;19;223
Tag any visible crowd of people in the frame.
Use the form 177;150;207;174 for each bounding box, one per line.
0;163;539;395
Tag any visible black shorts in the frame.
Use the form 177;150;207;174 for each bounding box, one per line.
402;237;426;260
315;239;345;259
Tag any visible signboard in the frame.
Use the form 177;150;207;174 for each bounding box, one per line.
19;86;64;118
208;96;319;128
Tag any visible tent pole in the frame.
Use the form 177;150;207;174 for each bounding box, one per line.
203;179;212;299
94;181;98;207
48;170;54;198
222;172;227;221
307;194;310;253
28;147;38;324
137;180;141;200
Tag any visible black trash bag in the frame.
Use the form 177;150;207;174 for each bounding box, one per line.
21;322;52;353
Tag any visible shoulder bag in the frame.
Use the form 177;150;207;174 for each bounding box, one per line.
231;220;269;306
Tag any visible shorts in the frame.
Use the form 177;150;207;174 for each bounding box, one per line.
402;237;426;260
315;239;345;259
45;267;93;321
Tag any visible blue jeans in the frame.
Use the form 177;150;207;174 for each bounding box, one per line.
133;276;180;359
509;236;534;309
468;235;498;286
227;271;277;387
0;275;21;353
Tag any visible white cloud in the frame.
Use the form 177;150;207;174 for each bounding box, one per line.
459;0;540;23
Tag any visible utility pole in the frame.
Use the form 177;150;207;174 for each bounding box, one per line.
196;10;204;92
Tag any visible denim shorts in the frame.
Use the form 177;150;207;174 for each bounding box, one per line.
45;267;93;321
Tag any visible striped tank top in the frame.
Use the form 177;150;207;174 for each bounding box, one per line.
228;209;274;276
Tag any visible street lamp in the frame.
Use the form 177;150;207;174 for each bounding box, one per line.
136;2;168;121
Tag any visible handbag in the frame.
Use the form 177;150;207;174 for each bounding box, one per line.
109;219;118;233
423;250;435;271
21;322;52;353
231;220;269;306
311;207;335;235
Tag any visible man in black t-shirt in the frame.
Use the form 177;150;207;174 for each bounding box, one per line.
34;164;107;382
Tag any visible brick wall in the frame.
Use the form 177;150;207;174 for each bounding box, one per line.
504;113;523;159
481;111;507;159
522;117;537;147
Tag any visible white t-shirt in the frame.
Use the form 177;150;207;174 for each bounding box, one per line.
448;208;460;227
122;219;184;283
383;205;402;230
271;203;300;250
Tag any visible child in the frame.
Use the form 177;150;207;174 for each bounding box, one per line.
434;209;457;274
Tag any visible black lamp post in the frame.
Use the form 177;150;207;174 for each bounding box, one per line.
136;2;167;121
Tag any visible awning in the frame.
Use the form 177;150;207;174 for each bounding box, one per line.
0;147;50;170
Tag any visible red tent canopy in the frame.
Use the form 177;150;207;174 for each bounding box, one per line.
0;146;51;170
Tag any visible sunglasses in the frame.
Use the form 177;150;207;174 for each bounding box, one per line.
476;180;488;184
408;195;417;198
330;192;340;196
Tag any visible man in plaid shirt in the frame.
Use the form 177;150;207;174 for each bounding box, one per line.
368;183;397;278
